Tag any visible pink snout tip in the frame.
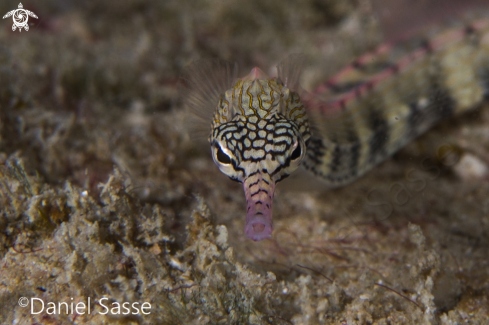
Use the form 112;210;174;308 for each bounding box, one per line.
245;216;273;241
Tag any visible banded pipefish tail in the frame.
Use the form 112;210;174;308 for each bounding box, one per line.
304;17;489;187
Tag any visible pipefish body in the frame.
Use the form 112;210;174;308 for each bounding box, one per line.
183;17;489;241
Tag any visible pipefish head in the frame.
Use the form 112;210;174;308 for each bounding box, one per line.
209;67;311;241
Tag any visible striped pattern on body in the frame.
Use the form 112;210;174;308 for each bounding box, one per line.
304;18;489;186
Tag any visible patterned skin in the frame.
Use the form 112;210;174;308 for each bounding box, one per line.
304;18;489;186
183;18;489;241
209;67;311;241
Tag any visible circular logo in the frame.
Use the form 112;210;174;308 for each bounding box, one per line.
13;10;27;27
14;11;27;24
18;297;29;307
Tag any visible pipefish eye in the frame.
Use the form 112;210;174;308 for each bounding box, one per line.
216;145;231;164
291;141;302;160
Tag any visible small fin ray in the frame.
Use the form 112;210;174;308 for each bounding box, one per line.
180;59;238;138
277;54;305;92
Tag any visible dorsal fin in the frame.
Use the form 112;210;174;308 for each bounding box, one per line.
180;59;238;138
277;54;305;92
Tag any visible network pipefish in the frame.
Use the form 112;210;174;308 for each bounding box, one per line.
183;17;489;241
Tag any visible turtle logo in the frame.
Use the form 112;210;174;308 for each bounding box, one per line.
2;3;38;32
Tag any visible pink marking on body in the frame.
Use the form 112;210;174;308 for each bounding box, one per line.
313;41;397;96
472;18;489;30
311;18;489;114
430;29;465;49
242;67;269;81
243;173;275;241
